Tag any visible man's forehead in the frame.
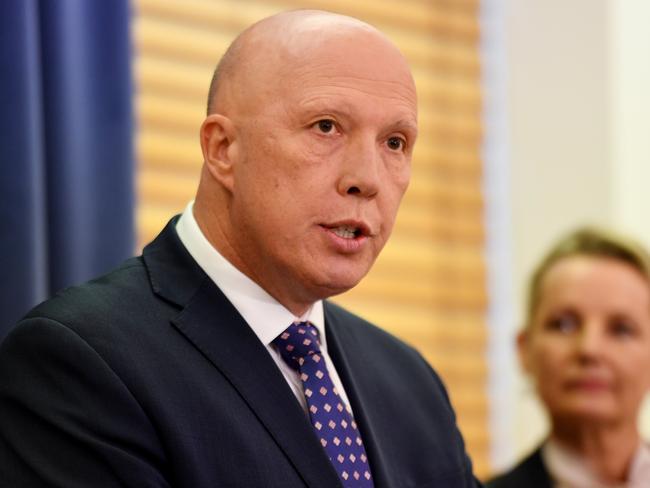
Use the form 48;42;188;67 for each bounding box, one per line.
277;51;417;114
273;31;415;97
222;11;416;120
294;84;417;124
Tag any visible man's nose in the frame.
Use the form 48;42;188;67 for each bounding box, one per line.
336;136;381;198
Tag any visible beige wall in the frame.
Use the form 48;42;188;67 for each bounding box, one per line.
494;0;650;470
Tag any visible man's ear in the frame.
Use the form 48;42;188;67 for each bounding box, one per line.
200;114;238;192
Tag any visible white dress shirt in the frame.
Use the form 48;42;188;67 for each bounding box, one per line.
543;438;650;488
175;201;354;415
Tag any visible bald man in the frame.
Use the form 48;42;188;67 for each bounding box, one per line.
0;10;480;487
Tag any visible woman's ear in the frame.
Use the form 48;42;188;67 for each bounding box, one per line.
200;114;238;192
517;327;532;375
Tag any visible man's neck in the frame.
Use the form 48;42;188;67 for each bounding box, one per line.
192;198;314;316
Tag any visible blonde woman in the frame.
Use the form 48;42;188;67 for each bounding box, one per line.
488;228;650;488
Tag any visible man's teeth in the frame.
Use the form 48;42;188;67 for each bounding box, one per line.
332;226;358;239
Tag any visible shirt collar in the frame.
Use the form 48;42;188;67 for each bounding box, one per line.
174;201;326;347
543;438;650;488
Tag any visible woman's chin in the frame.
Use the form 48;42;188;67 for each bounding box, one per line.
552;403;622;426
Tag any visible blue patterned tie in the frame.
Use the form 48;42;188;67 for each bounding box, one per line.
273;322;374;487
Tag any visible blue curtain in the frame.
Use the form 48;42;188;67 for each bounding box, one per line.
0;0;134;339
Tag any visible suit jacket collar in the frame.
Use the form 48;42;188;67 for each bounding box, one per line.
325;306;391;488
142;216;207;308
142;219;343;488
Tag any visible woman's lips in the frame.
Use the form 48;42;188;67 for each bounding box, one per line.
565;378;611;392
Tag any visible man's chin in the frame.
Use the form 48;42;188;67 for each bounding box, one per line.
311;269;370;300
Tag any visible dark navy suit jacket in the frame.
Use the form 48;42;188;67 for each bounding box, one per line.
0;219;479;487
486;447;552;488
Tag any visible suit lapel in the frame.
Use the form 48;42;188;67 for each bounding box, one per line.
143;221;342;488
324;304;391;488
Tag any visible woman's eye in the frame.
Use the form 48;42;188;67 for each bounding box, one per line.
609;317;637;338
387;137;405;151
546;312;579;334
315;119;335;133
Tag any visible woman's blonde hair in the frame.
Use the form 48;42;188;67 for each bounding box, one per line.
526;227;650;327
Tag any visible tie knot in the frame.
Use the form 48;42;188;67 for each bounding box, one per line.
273;322;322;370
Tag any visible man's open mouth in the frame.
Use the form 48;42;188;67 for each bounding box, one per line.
331;226;362;239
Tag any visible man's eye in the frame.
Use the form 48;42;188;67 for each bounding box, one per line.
315;119;335;133
387;137;405;151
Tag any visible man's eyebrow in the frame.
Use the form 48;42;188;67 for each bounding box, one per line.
390;118;419;136
298;98;353;117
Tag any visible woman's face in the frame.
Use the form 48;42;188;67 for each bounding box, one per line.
519;256;650;425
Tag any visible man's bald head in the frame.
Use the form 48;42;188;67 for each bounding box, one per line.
196;9;417;314
206;10;413;116
205;29;244;115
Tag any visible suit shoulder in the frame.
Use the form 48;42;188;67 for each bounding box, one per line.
22;256;154;329
486;447;550;488
324;300;418;354
323;301;439;385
